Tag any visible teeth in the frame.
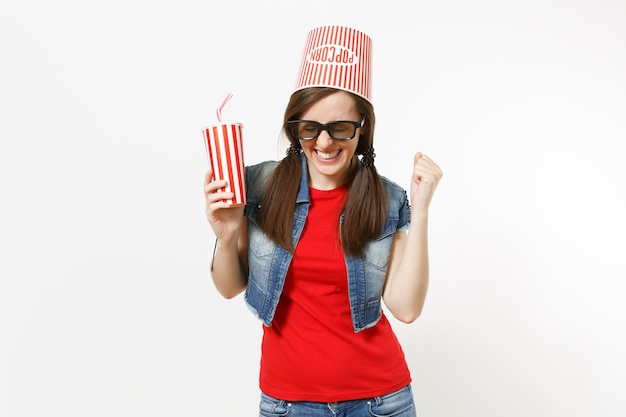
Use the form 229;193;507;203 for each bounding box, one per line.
317;150;340;159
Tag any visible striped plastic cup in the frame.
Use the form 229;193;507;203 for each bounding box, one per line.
203;122;246;206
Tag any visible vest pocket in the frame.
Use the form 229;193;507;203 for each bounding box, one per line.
362;219;397;269
248;224;274;258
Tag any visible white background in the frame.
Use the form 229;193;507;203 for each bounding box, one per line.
1;0;625;416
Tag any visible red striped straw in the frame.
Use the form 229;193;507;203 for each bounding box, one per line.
216;92;233;122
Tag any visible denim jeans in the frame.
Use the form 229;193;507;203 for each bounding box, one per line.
259;384;416;417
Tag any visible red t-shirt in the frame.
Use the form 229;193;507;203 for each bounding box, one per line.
259;184;411;402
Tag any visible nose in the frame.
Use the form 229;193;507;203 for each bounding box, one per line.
316;129;334;148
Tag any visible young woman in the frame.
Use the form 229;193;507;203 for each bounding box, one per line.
204;85;442;416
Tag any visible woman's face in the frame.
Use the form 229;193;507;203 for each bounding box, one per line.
298;91;363;190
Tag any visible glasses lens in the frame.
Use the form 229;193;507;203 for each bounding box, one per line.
292;121;320;140
328;121;357;140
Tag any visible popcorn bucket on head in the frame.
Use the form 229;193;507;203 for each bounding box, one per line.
294;25;373;103
203;122;246;206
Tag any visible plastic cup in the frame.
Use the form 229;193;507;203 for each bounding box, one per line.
202;122;246;206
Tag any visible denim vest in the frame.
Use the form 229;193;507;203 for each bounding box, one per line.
242;154;410;333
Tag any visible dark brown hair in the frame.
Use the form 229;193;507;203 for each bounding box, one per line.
258;87;386;257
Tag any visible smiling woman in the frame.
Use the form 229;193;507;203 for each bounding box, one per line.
203;25;442;416
292;92;364;190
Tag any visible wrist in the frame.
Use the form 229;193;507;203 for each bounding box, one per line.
410;208;429;222
215;235;239;250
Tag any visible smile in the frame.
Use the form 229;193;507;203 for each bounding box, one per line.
316;150;341;160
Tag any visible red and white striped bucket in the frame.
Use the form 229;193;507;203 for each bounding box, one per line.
203;122;246;206
294;25;373;103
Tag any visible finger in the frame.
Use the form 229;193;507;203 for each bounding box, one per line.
416;154;442;172
413;166;441;182
204;168;214;185
204;179;229;195
414;154;435;168
413;154;436;174
413;167;442;186
414;156;442;176
414;163;439;177
206;192;235;210
206;197;233;210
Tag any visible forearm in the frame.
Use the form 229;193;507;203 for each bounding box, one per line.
384;212;430;323
210;238;247;299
